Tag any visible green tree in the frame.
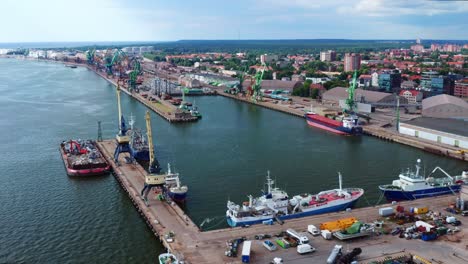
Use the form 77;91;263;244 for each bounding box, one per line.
310;88;320;99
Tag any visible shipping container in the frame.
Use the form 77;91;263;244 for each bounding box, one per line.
379;207;394;217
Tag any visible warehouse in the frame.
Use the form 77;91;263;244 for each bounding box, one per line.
399;117;468;148
321;87;407;105
422;94;468;119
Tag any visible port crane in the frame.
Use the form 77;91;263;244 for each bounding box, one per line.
113;82;134;164
345;71;358;113
140;110;166;205
85;49;95;65
105;49;126;76
128;59;141;92
251;64;266;102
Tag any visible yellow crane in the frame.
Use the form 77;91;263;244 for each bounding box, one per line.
141;110;166;205
113;83;133;163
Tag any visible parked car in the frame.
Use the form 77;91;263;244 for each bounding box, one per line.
263;240;277;251
255;234;271;240
451;220;462;226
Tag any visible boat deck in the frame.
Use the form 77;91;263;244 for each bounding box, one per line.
96;139;468;264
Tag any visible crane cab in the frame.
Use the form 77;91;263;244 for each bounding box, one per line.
145;174;165;185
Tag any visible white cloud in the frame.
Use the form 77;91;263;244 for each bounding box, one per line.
337;0;468;16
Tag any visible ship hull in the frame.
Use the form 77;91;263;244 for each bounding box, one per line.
305;114;362;135
132;149;150;161
379;185;462;201
227;198;360;227
168;191;187;202
59;144;110;177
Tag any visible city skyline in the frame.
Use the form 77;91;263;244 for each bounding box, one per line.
1;0;468;42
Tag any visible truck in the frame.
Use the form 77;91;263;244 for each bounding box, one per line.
308;225;320;236
286;228;309;244
327;245;343;264
321;230;332;240
297;244;315;255
242;240;251;263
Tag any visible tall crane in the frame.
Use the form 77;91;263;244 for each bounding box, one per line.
141;110;165;205
251;64;266;102
113;83;133;164
345;71;358;113
85;49;95;65
128;59;141;92
105;49;126;76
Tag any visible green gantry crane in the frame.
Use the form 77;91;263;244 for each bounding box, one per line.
86;49;95;65
128;59;141;91
105;49;126;76
345;71;358;113
251;64;266;102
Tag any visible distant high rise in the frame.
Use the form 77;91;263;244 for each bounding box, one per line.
260;54;278;64
416;38;421;44
320;50;336;62
410;44;424;53
344;53;361;72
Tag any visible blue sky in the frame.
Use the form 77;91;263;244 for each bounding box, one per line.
1;0;467;42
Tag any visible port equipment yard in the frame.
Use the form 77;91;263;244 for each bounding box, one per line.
97;139;468;264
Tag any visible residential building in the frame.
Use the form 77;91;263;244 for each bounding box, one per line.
399;90;422;104
320;50;336;62
430;44;440;51
410;44;424;53
401;80;417;90
260;54;279;64
358;74;372;88
371;72;379;87
378;70;402;93
344;53;361;72
291;74;305;82
454;78;468;98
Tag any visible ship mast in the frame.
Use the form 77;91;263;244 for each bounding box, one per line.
338;172;343;196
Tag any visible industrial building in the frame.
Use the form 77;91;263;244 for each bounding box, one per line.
422;94;468;119
322;87;407;105
242;80;302;93
399;117;468;148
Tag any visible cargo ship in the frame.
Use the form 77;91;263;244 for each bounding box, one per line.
226;172;364;227
305;71;362;135
164;164;188;202
129;116;150;161
378;159;468;201
59;140;110;176
305;112;362;135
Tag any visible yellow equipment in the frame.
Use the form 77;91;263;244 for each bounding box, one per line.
116;84;130;144
319;217;357;231
144;110;165;185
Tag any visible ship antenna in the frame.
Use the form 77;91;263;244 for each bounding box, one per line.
129;113;135;130
338;172;343;195
167;163;172;175
416;159;421;178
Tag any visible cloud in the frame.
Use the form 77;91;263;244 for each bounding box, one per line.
337;0;468;17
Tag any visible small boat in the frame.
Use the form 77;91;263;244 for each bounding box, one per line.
59;140;110;176
164;164;188;202
378;159;468;201
158;253;179;264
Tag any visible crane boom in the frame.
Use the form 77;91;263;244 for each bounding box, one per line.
345;71;358;112
145;110;154;166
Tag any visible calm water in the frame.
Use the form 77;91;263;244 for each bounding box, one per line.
0;59;466;262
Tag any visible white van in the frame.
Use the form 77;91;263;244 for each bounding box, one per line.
308;225;320;236
286;228;309;244
297;244;315;254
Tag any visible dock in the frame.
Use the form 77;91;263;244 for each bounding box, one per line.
90;67;198;123
97;139;468;264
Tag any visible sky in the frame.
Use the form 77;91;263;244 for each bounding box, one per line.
0;0;467;42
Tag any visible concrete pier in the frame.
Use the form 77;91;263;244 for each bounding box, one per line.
97;139;468;264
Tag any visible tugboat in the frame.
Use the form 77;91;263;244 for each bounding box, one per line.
59;140;110;176
189;104;202;118
226;171;363;227
164;164;188;203
378;159;467;201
